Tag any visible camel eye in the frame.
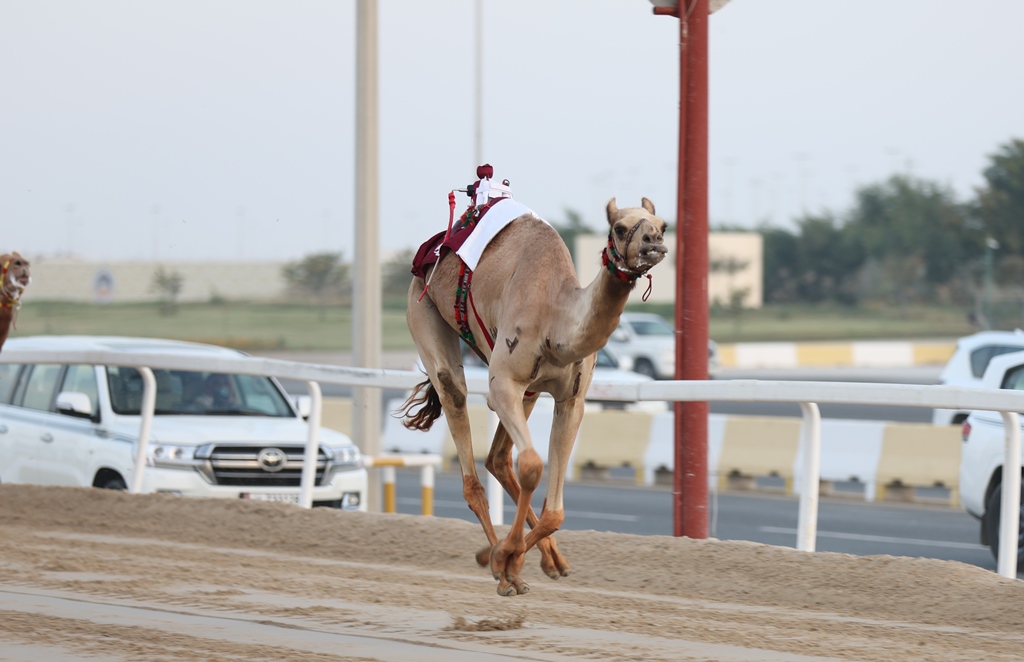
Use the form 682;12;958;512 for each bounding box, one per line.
614;226;627;239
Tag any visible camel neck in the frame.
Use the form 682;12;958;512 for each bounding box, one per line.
557;265;635;360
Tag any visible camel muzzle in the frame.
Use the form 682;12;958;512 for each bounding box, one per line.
640;244;668;262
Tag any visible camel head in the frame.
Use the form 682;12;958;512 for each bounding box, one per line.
603;198;668;279
1;252;31;303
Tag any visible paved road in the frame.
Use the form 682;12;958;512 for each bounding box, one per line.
392;469;1001;575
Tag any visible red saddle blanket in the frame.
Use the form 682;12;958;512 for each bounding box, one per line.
410;199;506;277
410;223;476;278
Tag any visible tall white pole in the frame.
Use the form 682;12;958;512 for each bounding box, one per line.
354;0;382;512
474;0;482;167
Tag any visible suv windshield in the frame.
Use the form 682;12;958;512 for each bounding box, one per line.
106;367;294;417
969;345;1024;378
596;348;617;368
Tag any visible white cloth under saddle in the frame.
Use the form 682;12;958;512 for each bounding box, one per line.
455;198;549;270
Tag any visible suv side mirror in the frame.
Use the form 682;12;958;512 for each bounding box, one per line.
292;395;312;420
56;391;95;420
610;329;629;343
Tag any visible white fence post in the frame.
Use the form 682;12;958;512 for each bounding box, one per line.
998;411;1021;579
130;367;157;494
796;402;821;552
298;380;323;509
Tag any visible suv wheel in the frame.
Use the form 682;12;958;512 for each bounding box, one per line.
99;477;128;491
983;482;1024;569
634;358;658;380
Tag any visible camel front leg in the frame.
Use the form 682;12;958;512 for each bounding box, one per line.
523;396;587;558
484;403;572;580
490;446;543;596
486;380;543;596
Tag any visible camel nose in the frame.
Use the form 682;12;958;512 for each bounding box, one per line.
642;230;664;244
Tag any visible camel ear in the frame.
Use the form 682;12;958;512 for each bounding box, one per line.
641;198;655;214
606;198;619;225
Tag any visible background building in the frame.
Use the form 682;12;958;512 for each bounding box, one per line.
574;232;763;308
24;259;288;303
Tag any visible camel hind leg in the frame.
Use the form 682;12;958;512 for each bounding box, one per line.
406;277;500;556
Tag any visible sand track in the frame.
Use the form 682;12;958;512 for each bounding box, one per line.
1;484;1021;660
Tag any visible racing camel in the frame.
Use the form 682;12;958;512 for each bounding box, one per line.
0;252;31;352
400;184;668;596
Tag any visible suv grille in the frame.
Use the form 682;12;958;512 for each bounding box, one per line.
202;445;328;487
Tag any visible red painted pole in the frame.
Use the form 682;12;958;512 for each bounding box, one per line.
662;0;710;539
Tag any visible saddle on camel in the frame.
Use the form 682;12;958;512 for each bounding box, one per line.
399;165;669;596
0;252;31;353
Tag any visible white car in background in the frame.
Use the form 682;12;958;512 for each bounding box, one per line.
932;329;1024;425
606;312;720;380
0;336;367;509
958;348;1024;567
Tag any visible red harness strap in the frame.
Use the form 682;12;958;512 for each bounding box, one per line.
468;287;494;350
454;262;494;350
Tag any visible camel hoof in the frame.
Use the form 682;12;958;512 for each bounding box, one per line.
475;545;491;568
541;557;572;580
497;582;518;597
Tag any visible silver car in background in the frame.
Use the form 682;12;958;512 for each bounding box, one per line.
606;312;720;380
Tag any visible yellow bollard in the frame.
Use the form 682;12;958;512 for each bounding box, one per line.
421;464;434;516
382;465;396;513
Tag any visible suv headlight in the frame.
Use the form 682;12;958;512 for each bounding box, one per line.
147;443;198;468
327;444;363;470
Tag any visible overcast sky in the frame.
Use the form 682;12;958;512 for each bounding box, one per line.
3;0;1023;263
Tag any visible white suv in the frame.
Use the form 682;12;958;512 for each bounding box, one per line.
0;336;366;509
932;329;1024;425
606;312;720;380
959;349;1024;567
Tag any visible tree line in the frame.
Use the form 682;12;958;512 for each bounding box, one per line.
281;138;1024;328
754;138;1024;328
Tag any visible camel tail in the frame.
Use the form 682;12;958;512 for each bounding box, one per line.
395;378;443;431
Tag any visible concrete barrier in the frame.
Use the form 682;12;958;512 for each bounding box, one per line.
875;423;962;505
718;340;956;369
373;396;964;506
717;416;801;492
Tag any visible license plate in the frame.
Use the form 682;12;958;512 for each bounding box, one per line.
240;492;300;504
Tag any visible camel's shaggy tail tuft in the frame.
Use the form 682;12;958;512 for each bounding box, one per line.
395;378;443;431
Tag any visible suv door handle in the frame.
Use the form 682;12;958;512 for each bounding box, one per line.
0;424;7;434
40;433;54;443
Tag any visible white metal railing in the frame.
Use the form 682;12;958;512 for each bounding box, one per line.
2;349;1022;578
